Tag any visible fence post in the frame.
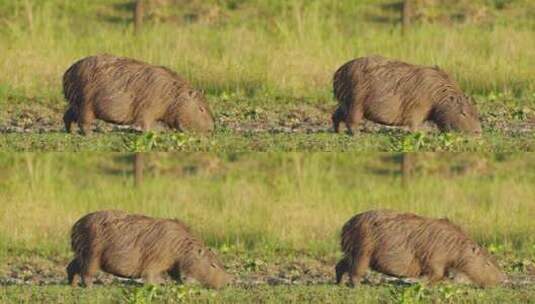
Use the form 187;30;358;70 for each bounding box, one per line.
134;0;144;35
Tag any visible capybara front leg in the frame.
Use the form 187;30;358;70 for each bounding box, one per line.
66;258;81;287
168;267;183;284
426;264;446;285
63;108;77;134
142;272;164;285
134;117;152;132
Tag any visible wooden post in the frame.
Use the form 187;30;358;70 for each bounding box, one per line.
134;0;144;35
24;0;33;33
401;153;414;186
134;153;144;187
402;0;413;35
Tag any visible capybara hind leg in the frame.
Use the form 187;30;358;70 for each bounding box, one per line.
335;258;349;284
345;104;363;135
78;108;95;136
332;107;344;133
81;257;99;288
63;108;77;134
67;259;81;287
348;252;371;287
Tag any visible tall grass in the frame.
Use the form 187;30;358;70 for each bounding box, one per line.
0;153;534;258
0;0;533;106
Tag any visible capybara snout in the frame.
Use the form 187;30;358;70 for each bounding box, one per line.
336;210;505;288
67;210;231;289
188;248;233;289
62;54;215;135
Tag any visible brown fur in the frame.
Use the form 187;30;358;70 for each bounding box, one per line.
336;210;506;288
67;210;231;289
63;54;214;135
332;56;482;134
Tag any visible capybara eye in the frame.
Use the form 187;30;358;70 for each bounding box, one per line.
199;106;205;113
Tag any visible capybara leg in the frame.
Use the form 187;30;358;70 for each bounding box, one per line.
63;108;77;134
426;265;446;285
142;272;164;285
78;109;95;136
67;258;81;287
335;258;349;284
345;103;363;135
168;267;183;284
81;257;99;288
332;107;344;133
348;252;371;287
134;117;152;132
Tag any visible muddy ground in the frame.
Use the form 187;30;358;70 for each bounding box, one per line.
1;253;534;289
1;100;534;137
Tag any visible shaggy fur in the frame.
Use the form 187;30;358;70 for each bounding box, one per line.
63;54;214;135
67;210;231;289
336;210;506;288
332;56;482;134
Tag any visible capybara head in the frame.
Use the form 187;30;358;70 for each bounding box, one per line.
433;95;482;134
460;245;507;287
186;247;232;289
172;89;215;134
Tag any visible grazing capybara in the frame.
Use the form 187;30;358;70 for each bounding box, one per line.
332;56;482;134
336;210;506;288
63;54;215;135
67;210;232;289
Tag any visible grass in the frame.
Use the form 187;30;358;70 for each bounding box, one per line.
2;284;535;304
0;153;534;303
0;0;534;151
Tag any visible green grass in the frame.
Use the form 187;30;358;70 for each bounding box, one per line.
1;129;534;152
0;0;534;151
2;284;535;304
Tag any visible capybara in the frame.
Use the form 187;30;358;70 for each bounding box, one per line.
332;56;482;134
336;210;506;288
63;54;215;135
67;210;232;289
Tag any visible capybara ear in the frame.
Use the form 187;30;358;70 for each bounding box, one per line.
198;248;205;256
472;246;481;255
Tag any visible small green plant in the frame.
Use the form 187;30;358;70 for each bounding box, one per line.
123;285;158;304
125;132;159;152
400;132;428;151
391;283;429;304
